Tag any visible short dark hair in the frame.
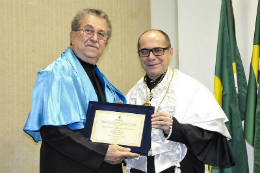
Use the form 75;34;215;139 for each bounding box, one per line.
137;29;171;50
70;8;112;45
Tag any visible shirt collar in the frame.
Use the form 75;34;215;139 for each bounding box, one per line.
144;70;167;91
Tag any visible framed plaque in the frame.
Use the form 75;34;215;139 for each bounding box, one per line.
82;101;154;155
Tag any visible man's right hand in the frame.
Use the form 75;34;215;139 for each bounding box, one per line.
104;145;139;165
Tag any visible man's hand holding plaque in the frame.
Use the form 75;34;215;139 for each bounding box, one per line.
104;145;138;164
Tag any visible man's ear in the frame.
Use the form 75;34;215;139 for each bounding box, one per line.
70;31;76;45
169;47;173;59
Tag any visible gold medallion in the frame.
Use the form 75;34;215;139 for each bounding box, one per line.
143;102;151;106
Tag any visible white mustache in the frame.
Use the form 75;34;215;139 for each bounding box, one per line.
85;42;99;49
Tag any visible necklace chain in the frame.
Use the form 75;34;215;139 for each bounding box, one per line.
143;69;174;113
155;70;174;113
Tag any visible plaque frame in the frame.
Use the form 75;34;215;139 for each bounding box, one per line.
83;101;154;155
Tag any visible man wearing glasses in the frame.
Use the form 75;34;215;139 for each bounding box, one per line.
23;9;138;173
125;30;235;173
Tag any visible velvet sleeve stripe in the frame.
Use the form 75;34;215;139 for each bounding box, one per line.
183;124;235;166
169;117;235;166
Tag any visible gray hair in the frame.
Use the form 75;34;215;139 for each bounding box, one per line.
137;29;171;50
71;8;112;41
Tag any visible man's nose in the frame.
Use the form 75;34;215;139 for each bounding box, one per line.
147;51;156;60
90;33;98;42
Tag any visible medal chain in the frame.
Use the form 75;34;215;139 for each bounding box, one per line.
143;69;174;113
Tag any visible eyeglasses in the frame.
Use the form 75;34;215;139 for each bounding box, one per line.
77;28;107;41
138;47;170;57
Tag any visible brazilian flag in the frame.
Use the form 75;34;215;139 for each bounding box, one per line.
244;0;260;173
211;0;249;173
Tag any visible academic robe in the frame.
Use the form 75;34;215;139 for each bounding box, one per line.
126;68;235;173
23;47;126;173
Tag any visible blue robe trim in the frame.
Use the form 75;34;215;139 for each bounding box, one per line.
23;47;126;142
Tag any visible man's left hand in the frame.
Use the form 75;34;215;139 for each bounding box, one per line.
151;112;172;134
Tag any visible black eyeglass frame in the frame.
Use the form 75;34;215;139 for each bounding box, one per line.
138;47;170;57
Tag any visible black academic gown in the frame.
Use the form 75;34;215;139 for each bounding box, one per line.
39;59;123;173
130;75;235;173
131;118;235;173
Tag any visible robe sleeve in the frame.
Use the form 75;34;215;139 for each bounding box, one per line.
168;117;235;166
40;125;109;171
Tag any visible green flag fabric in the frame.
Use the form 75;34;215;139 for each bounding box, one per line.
244;0;260;172
212;0;249;173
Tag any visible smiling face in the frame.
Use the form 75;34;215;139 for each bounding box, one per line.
138;30;173;80
70;14;108;65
